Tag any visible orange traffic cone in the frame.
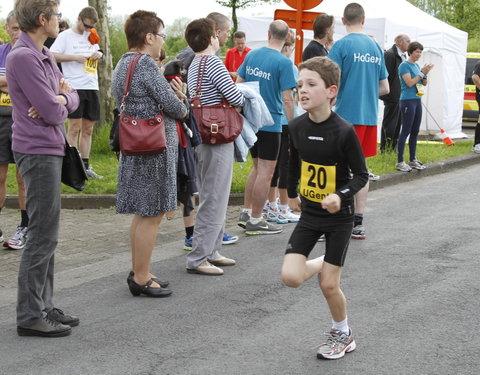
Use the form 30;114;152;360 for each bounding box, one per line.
439;129;454;146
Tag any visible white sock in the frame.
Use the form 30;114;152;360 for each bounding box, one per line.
332;317;349;335
242;208;252;215
249;216;262;224
268;201;278;210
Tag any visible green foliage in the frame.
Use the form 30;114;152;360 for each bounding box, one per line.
0;21;10;44
215;0;281;31
407;0;480;38
108;15;128;68
163;35;188;58
166;17;191;37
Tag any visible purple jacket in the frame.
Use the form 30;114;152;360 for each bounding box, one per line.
6;33;79;156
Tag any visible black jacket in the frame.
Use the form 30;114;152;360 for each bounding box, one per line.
380;44;403;103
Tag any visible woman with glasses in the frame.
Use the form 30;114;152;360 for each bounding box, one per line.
112;10;187;297
6;0;79;337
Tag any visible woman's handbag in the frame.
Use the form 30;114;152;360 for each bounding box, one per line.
189;56;243;145
119;53;167;156
62;139;88;191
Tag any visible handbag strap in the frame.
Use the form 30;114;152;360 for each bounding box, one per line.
120;53;143;112
193;55;208;98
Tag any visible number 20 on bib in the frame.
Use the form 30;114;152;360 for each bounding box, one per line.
300;161;336;203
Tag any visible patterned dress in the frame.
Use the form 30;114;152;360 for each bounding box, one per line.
112;52;186;216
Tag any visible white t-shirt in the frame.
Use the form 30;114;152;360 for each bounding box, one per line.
50;29;100;90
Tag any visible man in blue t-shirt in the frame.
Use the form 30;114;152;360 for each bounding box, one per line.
236;20;296;235
328;3;389;240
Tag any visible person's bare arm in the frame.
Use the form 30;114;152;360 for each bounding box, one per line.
473;74;480;90
52;52;87;64
282;89;294;121
379;78;390;96
0;76;8;93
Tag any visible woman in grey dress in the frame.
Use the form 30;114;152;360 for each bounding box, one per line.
112;10;187;297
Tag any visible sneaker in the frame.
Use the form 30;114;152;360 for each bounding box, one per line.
245;219;283;235
317;329;356;360
318;234;326;242
5;226;28;250
278;209;300;223
266;206;283;223
262;201;269;219
238;211;250;229
17;313;72;337
0;228;3;243
472;144;480;154
395;161;412;172
408;160;426;170
85;166;104;179
222;233;239;245
352;224;366;240
184;236;193;251
46;307;80;327
368;170;380;181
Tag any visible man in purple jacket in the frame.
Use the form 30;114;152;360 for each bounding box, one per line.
6;0;79;338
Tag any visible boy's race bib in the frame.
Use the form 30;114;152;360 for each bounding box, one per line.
300;161;336;203
0;91;12;106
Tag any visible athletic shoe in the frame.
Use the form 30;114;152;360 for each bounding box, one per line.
222;233;239;245
317;329;356;360
262;201;269;219
395;161;412;172
5;226;28;250
408;160;426;170
351;225;366;240
368;170;380;181
472;144;480;154
0;228;3;243
85;166;104;179
318;234;326;242
184;236;193;251
245;219;283;235
238;211;250;229
278;209;299;223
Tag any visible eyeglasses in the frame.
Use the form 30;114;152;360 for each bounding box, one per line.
82;20;95;29
155;33;166;39
49;12;62;19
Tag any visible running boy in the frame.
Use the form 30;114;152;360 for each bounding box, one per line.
281;56;368;360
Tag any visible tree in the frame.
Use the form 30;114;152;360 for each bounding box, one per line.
166;17;192;37
215;0;281;33
89;0;115;125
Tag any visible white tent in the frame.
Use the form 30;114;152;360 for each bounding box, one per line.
238;0;468;138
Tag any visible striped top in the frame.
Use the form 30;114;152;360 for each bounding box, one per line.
187;55;244;107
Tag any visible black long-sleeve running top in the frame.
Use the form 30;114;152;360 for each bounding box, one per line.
287;111;369;218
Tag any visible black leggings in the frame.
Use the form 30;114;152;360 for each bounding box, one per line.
270;125;289;189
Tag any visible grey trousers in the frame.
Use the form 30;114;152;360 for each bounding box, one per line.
14;152;62;326
186;143;234;269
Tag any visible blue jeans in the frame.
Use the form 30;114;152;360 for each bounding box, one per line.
398;99;422;163
14;152;62;326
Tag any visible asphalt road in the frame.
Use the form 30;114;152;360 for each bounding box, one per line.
0;163;479;375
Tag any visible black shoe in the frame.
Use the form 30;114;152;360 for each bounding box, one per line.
128;278;172;298
46;307;80;327
17;314;71;337
127;271;169;288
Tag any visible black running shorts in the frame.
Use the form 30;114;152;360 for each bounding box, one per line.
285;211;353;267
250;131;281;161
68;89;100;121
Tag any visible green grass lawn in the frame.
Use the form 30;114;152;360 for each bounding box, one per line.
4;124;475;195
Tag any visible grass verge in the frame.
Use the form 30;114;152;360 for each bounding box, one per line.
4;125;475;195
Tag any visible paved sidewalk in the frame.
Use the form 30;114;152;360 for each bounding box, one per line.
0;205;245;307
1;152;478;307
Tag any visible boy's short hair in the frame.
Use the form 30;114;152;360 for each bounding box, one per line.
79;6;98;23
299;56;340;89
407;41;424;55
343;3;364;25
185;18;216;52
313;14;334;39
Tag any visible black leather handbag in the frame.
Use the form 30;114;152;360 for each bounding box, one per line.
61;140;88;191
